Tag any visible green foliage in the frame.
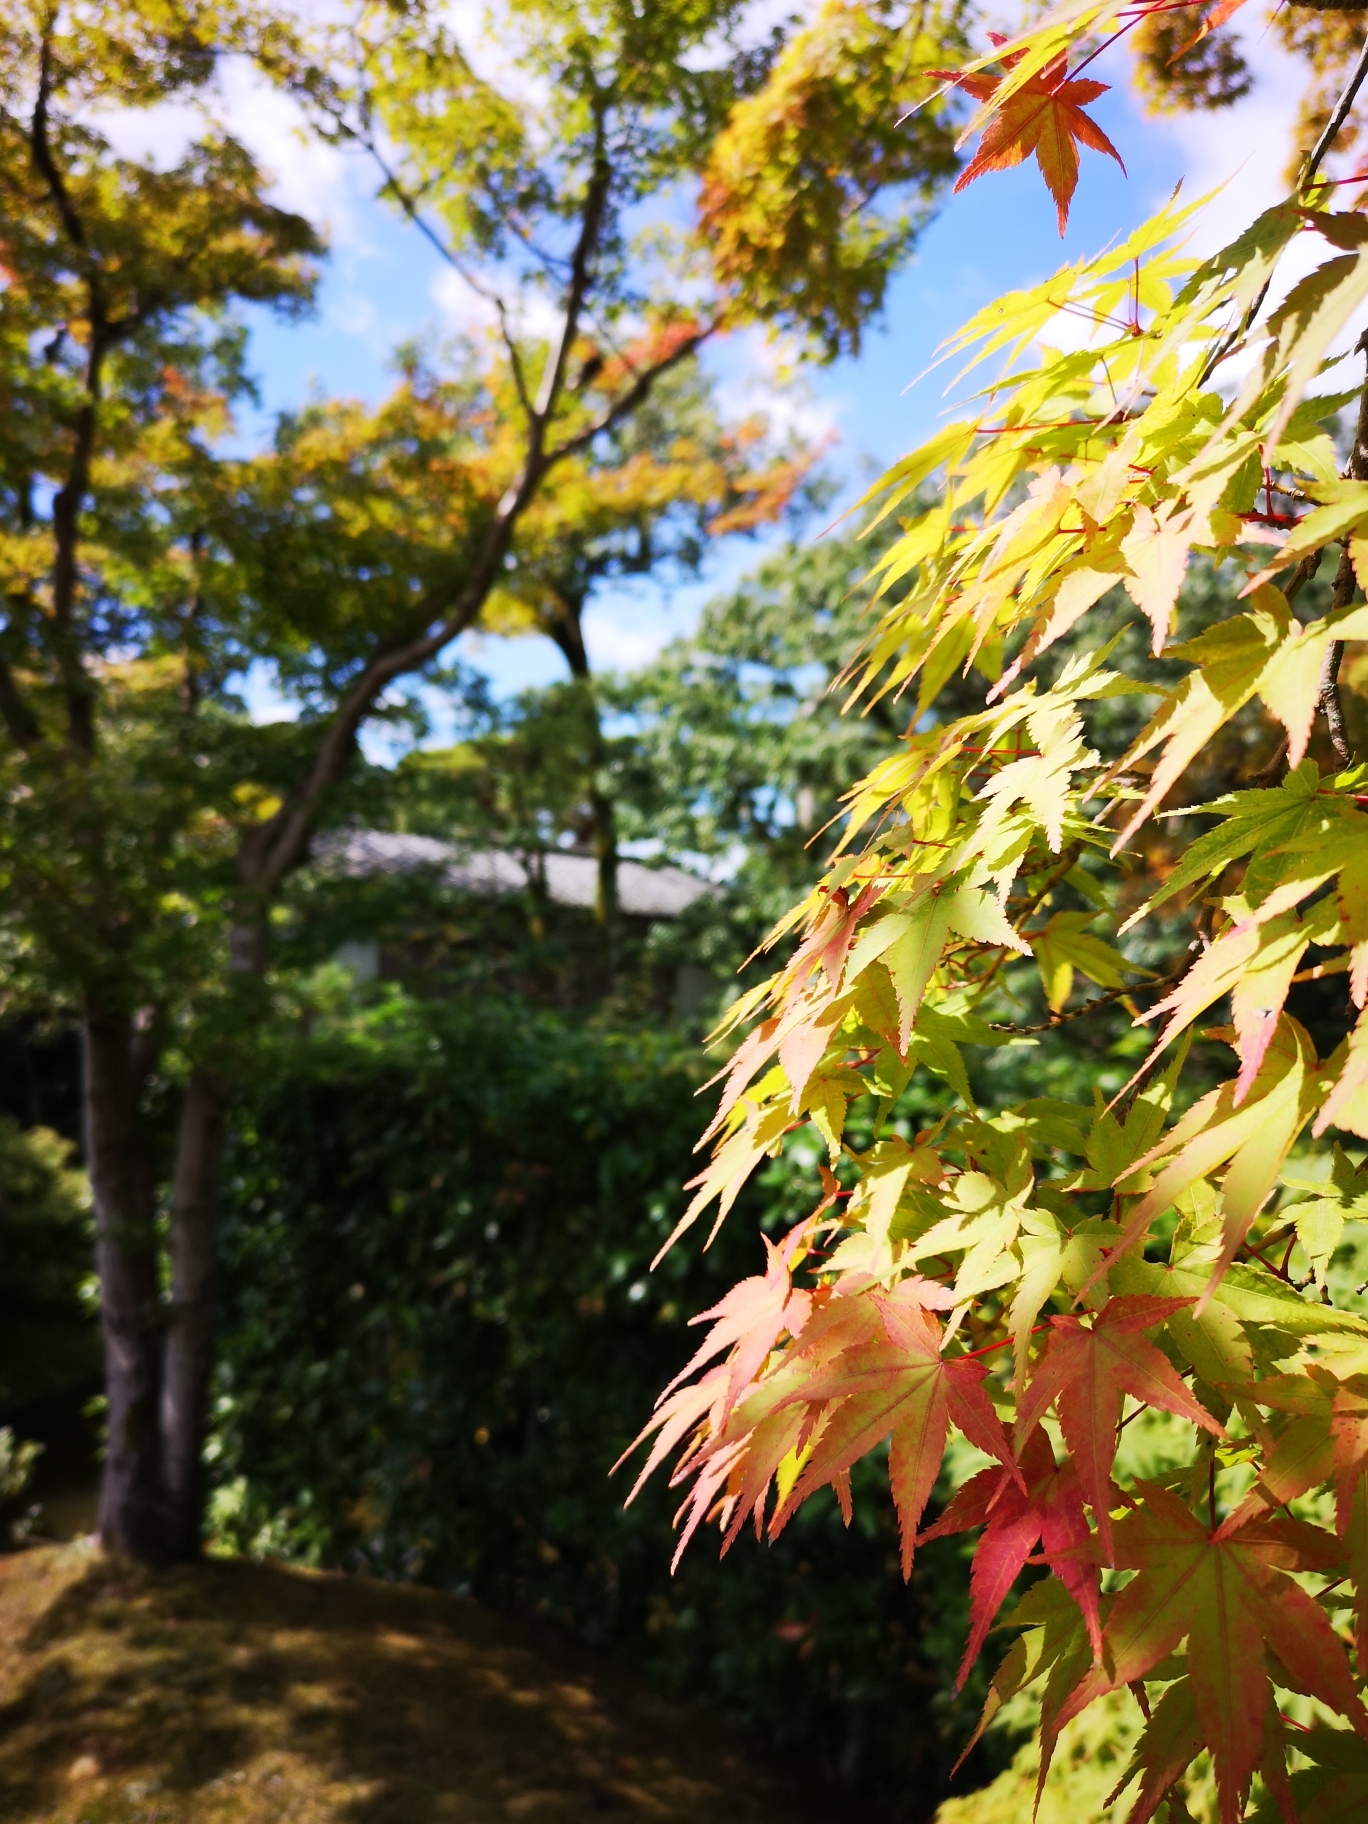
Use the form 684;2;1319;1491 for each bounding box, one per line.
0;1430;41;1507
0;1118;96;1418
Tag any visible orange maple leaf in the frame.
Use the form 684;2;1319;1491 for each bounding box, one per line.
935;38;1126;234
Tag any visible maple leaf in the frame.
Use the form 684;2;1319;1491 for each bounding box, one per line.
1030;908;1132;1014
647;1289;880;1565
1226;1367;1368;1663
918;1428;1101;1688
1122;498;1197;654
952;1574;1095;1774
842;892;953;1052
1111;1198;1368;1391
1317;1008;1368;1142
1105;1674;1206;1824
654;1219;816;1431
935;38;1125;234
1121;763;1330;932
1281;1143;1368;1289
1016;1294;1224;1560
1050;1484;1367;1824
769;1283;1017;1575
1133;899;1333;1105
1089;1017;1321;1301
657;1094;792;1262
1270;1722;1368;1822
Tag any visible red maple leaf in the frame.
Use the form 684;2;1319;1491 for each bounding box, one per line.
1016;1294;1224;1560
918;1427;1101;1689
655;1218;816;1430
934;36;1126;234
769;1283;1015;1576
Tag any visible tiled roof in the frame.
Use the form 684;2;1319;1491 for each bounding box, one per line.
315;830;714;920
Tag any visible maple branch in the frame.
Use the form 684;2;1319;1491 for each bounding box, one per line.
1303;28;1368;190
1281;548;1324;604
1009;844;1083;926
1319;623;1352;768
987;961;1181;1038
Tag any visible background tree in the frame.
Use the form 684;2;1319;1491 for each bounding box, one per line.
475;360;813;970
0;0;972;1564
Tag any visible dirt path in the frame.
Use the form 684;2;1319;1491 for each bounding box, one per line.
0;1544;846;1824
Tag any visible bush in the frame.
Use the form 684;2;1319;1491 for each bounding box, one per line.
211;989;1001;1807
0;1117;97;1420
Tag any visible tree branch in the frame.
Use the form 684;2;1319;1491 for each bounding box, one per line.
1316;334;1368;767
30;33;102;755
1319;618;1353;767
30;28;89;257
546;324;716;467
529;115;611;431
1197;26;1368;390
988;960;1185;1038
1303;29;1368;190
235;101;721;927
332;107;537;427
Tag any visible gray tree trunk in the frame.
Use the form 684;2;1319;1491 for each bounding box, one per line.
85;1007;168;1560
85;1011;232;1563
161;1067;229;1560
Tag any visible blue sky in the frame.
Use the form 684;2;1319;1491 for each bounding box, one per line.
126;11;1306;721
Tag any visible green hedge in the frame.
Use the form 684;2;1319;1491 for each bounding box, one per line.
211;991;1003;1808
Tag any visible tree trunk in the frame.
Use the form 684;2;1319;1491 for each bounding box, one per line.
161;1067;229;1561
548;605;619;978
85;1007;168;1560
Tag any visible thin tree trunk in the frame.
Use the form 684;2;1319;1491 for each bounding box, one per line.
84;1008;168;1560
549;606;619;978
161;1067;228;1561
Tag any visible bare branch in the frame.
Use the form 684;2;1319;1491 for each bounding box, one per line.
530;123;612;428
1303;28;1368;190
988;961;1185;1038
545;324;715;467
30;28;89;257
1320;620;1353;767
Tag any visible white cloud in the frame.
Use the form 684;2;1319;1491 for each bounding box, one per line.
1149;22;1303;248
429;261;566;347
678;0;822;72
702;325;843;452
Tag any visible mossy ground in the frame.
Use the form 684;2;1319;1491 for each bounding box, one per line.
0;1544;842;1824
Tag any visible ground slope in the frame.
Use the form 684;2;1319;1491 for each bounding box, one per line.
0;1544;839;1824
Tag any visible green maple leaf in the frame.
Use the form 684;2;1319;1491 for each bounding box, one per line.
1281;1144;1368;1289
